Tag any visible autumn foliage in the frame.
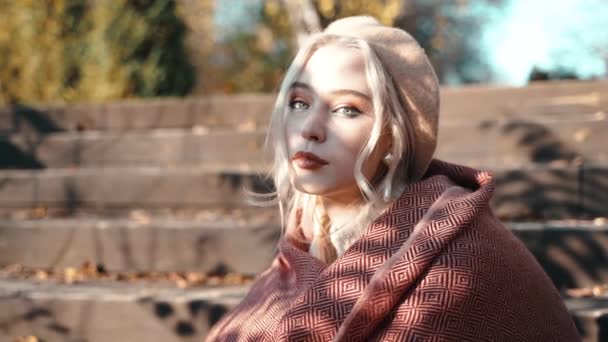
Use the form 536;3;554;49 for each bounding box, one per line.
0;0;499;104
0;0;194;105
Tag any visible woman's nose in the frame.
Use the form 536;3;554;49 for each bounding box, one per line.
301;106;326;143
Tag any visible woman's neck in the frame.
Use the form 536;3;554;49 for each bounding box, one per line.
319;197;362;229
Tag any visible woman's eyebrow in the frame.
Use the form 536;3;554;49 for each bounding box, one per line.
289;82;312;91
289;82;371;101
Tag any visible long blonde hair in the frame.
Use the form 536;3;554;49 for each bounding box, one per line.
259;33;418;241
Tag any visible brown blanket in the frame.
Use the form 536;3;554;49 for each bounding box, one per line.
206;160;580;341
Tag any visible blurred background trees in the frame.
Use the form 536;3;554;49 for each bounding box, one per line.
0;0;194;105
0;0;606;105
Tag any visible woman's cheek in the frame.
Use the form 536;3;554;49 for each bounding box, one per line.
285;123;299;154
344;129;381;179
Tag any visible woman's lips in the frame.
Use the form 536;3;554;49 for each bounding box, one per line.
292;151;328;170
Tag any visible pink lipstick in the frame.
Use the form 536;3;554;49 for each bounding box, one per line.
292;151;328;170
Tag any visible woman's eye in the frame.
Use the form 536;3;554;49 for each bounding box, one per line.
334;106;362;117
289;100;309;111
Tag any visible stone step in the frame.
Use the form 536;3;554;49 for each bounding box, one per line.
0;94;274;133
566;297;608;342
1;217;606;289
1;80;605;133
510;221;608;289
0;279;605;341
0;167;274;211
0;164;606;219
437;116;607;166
3;116;607;169
0;215;279;276
3;129;270;169
440;79;607;123
0;278;248;342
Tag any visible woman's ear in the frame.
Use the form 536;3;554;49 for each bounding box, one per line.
380;129;393;159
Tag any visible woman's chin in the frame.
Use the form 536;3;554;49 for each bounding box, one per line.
292;180;340;196
294;184;334;196
293;181;361;201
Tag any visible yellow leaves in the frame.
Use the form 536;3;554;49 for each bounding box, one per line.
379;0;402;26
13;336;39;342
0;0;414;100
1;0;194;105
265;0;282;17
315;0;402;26
318;0;336;17
1;262;255;288
0;1;78;104
256;25;275;53
0;22;9;43
63;267;80;284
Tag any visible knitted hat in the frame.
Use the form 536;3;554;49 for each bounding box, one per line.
323;16;440;181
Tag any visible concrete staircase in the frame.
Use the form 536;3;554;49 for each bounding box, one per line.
1;80;607;341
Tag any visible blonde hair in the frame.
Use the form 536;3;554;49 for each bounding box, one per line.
259;33;417;242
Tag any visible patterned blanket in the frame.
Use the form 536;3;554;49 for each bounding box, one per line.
206;160;580;341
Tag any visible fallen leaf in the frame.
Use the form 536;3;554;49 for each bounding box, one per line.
63;267;79;284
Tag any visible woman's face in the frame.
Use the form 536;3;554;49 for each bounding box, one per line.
285;44;389;203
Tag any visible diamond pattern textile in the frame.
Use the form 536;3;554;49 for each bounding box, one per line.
205;159;580;342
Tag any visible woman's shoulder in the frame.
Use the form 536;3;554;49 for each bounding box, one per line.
401;211;580;340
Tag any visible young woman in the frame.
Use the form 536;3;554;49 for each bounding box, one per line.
206;16;580;341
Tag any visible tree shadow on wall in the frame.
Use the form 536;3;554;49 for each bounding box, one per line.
0;104;64;169
1;300;96;342
513;227;608;290
488;119;589;220
6;105;64;134
137;296;233;340
0;140;45;169
488;119;608;291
